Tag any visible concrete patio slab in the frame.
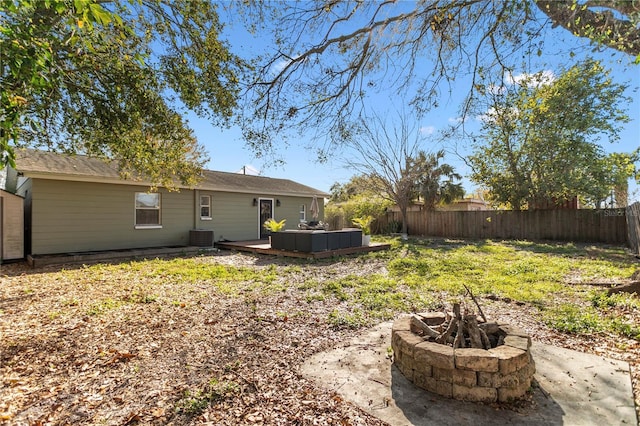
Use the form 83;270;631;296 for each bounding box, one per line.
300;321;637;426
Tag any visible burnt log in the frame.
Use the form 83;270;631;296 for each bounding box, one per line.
410;315;440;339
479;328;491;349
452;303;461;320
465;315;484;349
454;318;466;348
463;284;487;323
478;322;501;335
606;281;640;296
436;317;458;345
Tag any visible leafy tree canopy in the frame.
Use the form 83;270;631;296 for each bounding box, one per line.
468;59;632;209
1;0;246;188
237;0;639;159
329;174;380;203
413;150;465;209
600;149;640;207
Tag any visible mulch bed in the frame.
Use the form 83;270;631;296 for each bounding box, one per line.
1;251;638;425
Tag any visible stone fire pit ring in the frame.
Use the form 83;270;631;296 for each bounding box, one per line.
392;315;535;403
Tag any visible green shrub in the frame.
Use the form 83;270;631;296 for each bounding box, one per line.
325;194;392;232
263;218;286;232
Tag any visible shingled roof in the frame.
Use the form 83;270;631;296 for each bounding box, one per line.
14;149;329;198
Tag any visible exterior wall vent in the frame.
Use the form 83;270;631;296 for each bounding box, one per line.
189;229;214;247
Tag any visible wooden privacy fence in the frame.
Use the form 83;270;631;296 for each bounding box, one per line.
377;208;629;244
626;202;640;255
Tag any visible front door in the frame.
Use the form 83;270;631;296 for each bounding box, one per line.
259;199;273;239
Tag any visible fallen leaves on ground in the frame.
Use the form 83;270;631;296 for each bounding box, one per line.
0;250;638;425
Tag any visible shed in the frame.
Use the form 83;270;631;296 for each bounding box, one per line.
0;189;24;262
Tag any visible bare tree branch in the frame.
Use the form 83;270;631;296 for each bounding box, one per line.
236;0;638;160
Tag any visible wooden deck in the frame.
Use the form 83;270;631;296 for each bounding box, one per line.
215;239;391;259
26;246;206;268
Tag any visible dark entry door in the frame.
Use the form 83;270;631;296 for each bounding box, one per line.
259;199;273;239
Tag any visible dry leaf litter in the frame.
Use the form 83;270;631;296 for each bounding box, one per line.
1;250;638;425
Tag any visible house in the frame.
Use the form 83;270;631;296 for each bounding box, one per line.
387;197;489;213
529;196;579;210
438;198;489;211
2;149;329;260
388;201;425;213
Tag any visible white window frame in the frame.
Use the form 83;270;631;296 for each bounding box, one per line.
200;194;212;220
299;204;306;222
135;192;162;229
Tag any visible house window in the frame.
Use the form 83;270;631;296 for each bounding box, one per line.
299;204;306;222
135;192;161;228
200;195;212;220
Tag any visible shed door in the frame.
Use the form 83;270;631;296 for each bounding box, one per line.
0;197;3;260
0;193;25;261
259;199;273;240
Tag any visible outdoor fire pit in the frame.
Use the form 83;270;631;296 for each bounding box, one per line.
391;306;535;403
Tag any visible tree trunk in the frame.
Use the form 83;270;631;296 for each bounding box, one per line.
399;205;408;235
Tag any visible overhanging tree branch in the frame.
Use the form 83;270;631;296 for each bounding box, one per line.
535;0;640;56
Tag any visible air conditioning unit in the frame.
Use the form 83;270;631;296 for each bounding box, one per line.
189;229;214;247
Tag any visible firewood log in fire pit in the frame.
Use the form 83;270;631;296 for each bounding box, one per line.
410;301;504;350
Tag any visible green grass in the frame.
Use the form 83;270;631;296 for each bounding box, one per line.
317;273;443;324
542;304;605;334
590;291;638;309
73;257;283;299
175;378;240;416
328;308;367;328
87;297;123;316
69;238;638;340
542;302;640;339
353;238;638;339
386;241;570;305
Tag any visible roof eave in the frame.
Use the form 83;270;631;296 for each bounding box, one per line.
22;171;329;198
21;171;153;188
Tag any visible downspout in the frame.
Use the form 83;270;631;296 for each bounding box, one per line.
193;190;198;229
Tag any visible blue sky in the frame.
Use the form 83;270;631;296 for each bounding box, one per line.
186;6;640;202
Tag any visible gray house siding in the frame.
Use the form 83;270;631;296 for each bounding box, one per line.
209;192;259;241
16;176;32;255
10;150;329;256
271;195;323;228
28;179;195;255
24;178;325;254
200;192;323;241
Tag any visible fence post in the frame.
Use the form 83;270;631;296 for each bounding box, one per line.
626;203;640;256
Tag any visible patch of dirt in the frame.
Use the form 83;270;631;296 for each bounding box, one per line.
1;251;638;425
